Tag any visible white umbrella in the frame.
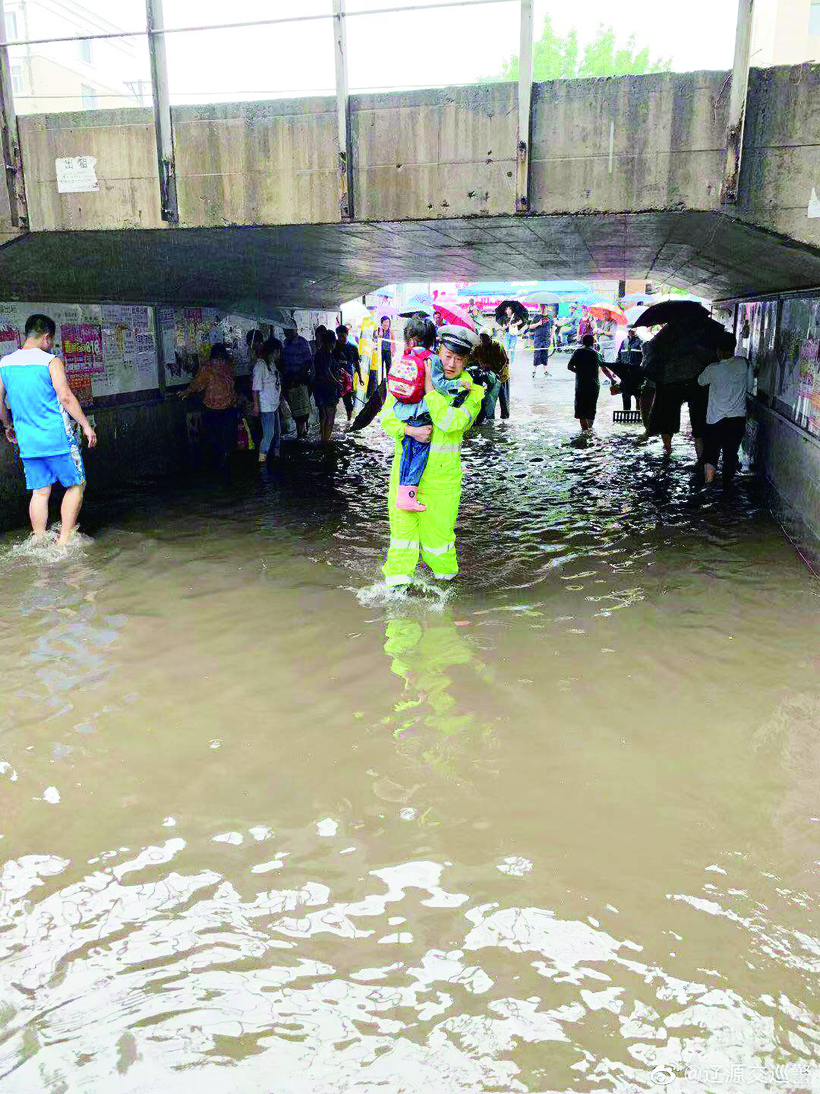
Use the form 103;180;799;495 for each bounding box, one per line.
341;300;371;328
624;305;646;325
620;291;654;304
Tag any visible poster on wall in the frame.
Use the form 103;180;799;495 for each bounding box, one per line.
774;297;820;438
736;300;778;400
0;302;159;403
0;322;20;357
163;309;264;386
61;324;104;375
165;306;220;386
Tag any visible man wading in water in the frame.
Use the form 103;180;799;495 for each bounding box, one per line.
380;324;483;587
0;313;97;545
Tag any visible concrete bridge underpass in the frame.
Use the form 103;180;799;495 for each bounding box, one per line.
2;67;820;308
0;5;818;566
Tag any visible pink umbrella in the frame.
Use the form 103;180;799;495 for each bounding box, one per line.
432;299;477;331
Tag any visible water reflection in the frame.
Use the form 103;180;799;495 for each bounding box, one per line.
0;365;818;1092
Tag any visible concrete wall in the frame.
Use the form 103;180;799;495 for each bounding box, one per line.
12;66;820;245
174;99;340;227
351;84;518;220
19;108;163;230
737;65;820;251
530;72;728;215
0;397;188;532
746;400;820;573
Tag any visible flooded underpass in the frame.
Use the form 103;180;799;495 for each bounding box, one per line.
1;355;819;1093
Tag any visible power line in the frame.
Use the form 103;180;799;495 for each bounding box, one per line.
0;0;517;49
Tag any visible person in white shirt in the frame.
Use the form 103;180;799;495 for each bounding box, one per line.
252;338;283;467
697;332;753;486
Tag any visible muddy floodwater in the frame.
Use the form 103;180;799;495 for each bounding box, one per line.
1;354;819;1094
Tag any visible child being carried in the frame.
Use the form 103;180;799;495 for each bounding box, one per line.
388;317;471;512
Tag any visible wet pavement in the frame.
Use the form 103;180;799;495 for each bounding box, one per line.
1;351;818;1093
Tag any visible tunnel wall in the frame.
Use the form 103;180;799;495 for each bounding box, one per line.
0;397;189;529
736;291;820;572
0;297;336;531
746;403;820;572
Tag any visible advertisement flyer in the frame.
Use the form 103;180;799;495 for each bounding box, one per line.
61;324;104;376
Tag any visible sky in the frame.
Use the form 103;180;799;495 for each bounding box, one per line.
59;0;741;104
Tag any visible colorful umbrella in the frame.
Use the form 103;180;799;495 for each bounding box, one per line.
586;303;628;324
432;300;476;331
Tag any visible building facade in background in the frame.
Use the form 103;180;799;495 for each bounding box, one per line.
4;0;149;114
752;0;820;66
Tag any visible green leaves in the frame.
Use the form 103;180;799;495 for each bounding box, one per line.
492;16;671;82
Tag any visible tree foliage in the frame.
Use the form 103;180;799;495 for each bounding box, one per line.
496;16;671;82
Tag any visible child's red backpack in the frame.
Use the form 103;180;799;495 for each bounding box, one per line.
387;347;430;404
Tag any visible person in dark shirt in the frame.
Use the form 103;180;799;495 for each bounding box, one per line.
313;329;343;443
281;327;314;439
615;329;644;411
529;306;554;378
333;324;359;423
567;334;616;432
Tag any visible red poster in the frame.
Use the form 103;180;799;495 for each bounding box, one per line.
61;323;104;375
67;371;93;407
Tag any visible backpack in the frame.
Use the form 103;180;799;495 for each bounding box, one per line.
387;347;431;404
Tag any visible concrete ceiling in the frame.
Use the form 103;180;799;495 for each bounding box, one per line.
1;211;819;313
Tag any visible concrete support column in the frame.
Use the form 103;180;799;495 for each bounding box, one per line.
146;0;178;222
333;0;353;221
0;0;27;228
152;306;166;396
516;0;534;214
721;0;754;204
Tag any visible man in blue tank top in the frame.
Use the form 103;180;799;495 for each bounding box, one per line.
0;313;97;544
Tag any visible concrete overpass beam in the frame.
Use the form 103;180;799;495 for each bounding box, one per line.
721;0;754;204
0;0;27;230
516;0;534;214
333;0;354;221
146;0;179;223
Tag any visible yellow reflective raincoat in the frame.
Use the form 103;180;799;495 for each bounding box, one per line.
354;315;376;409
380;382;484;585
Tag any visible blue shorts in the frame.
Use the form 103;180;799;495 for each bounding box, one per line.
22;448;86;491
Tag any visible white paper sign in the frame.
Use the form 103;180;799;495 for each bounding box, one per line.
55;156;99;194
808;187;820;219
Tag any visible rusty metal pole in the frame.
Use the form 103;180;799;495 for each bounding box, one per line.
721;0;754;205
0;0;27;228
515;0;534;214
146;0;178;222
333;0;353;221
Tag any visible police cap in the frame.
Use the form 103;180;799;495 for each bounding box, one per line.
437;324;480;357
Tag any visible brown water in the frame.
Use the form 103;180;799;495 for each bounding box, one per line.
1;355;819;1094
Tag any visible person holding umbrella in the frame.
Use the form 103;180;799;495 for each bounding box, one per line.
500;303;526;364
530;305;554;378
639;301;725;458
379;325;484;587
494;301;526;416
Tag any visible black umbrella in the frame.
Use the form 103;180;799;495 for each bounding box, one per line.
634;300;709;327
349;379;387;431
494;300;529;325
